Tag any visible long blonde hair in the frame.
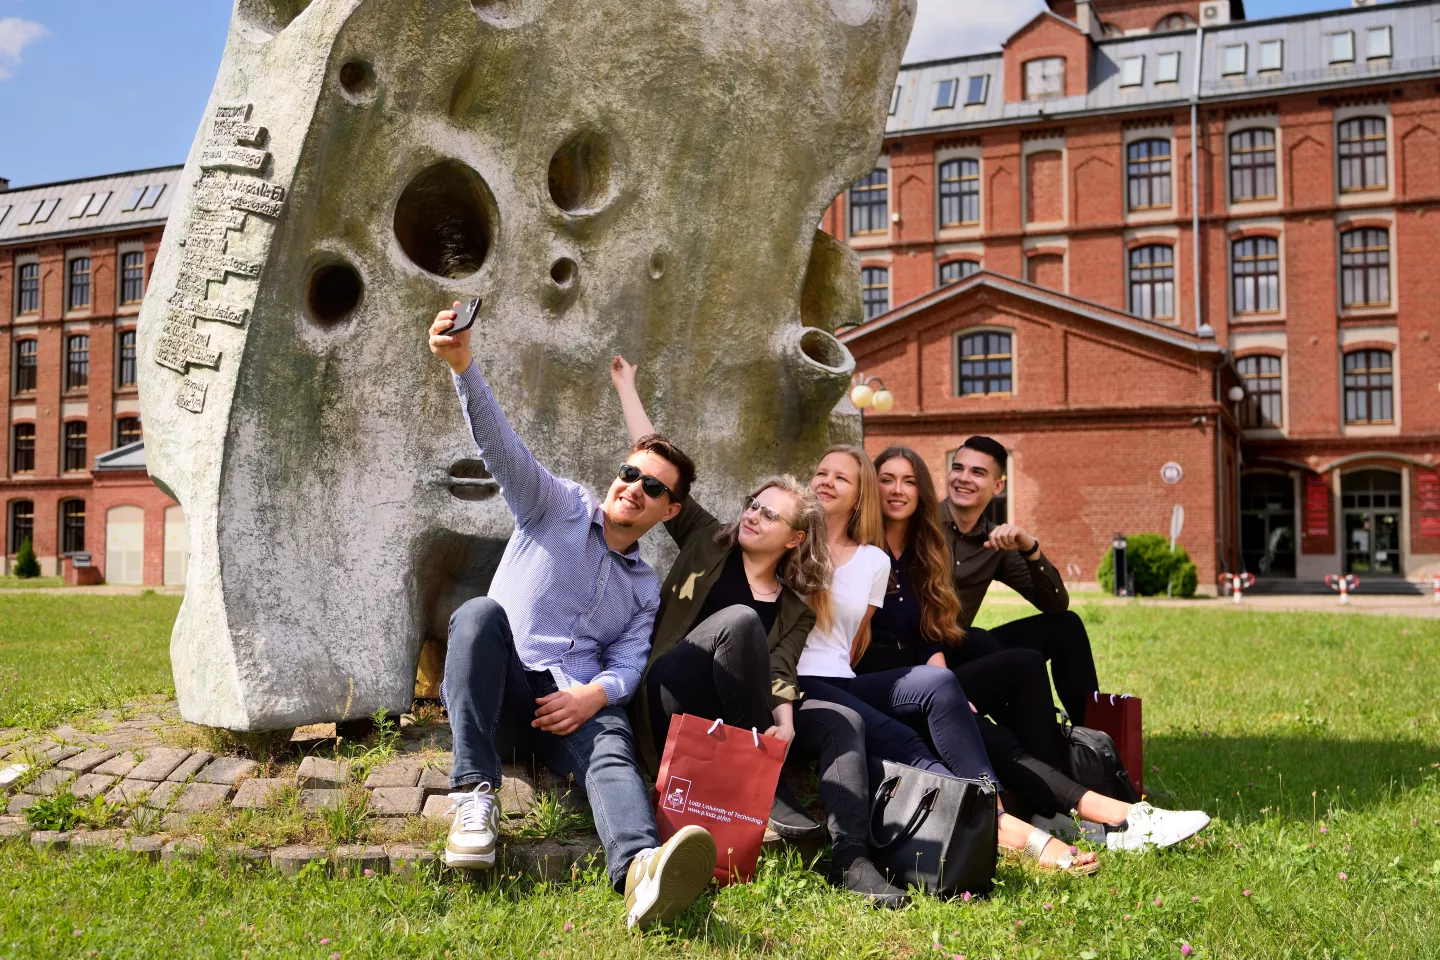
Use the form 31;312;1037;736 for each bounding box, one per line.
714;475;834;632
819;444;885;548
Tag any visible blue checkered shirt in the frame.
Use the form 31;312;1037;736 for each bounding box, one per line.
452;361;658;705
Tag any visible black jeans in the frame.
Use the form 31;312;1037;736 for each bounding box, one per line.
645;605;774;757
790;698;870;857
950;610;1099;724
442;598;658;891
799;666;997;784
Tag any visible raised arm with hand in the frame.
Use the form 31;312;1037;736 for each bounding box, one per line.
429;306;569;530
610;356;657;444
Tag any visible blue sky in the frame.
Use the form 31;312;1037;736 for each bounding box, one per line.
1;0;1343;188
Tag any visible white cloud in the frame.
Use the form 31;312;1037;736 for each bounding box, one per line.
0;17;47;80
904;0;1045;64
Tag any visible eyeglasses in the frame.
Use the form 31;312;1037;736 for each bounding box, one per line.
618;463;674;501
744;496;798;529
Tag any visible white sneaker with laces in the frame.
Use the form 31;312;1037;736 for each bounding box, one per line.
623;824;716;930
445;782;500;869
1105;802;1211;852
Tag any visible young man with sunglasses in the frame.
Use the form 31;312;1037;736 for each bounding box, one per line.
427;307;716;930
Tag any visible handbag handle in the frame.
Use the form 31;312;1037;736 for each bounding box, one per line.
703;716;765;749
868;776;940;852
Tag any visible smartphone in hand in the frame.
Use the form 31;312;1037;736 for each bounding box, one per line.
450;297;482;334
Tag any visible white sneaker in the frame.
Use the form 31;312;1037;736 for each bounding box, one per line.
445;782;500;869
623;825;716;930
1105;802;1211;852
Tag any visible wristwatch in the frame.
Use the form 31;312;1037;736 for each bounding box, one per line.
1019;539;1041;559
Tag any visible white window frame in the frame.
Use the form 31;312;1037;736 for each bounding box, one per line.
1120;56;1144;87
1328;31;1354;64
1258;39;1283;73
1156;51;1181;84
964;75;988;106
1366;26;1392;60
1222;44;1247;76
934;78;958;110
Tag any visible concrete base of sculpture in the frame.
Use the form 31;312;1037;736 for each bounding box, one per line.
137;0;914;730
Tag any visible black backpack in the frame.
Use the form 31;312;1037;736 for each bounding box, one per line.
1058;714;1140;804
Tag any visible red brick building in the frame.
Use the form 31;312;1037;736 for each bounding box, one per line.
830;0;1440;588
1;166;186;584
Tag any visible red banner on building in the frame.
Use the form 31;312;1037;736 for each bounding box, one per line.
1417;471;1440;512
1304;475;1331;538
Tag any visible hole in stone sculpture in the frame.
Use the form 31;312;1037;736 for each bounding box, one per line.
394;161;495;279
306;261;363;326
236;0;313;37
550;258;577;288
548;131;614;214
338;60;376;100
648;252;665;280
448;458;497;501
798;328;848;371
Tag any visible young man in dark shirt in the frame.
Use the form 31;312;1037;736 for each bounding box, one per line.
941;436;1099;724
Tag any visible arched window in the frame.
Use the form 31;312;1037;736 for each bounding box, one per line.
956;330;1013;396
17;263;40;315
7;500;34;554
116;417;143;447
939;158;980;226
1156;12;1198;31
848;169;889;236
1232;237;1280;313
861;267;889;320
1229;129;1277;201
1343;349;1393;424
67;256;91;311
66;335;89;391
1337;117;1387;192
1127;139;1172;210
13;339;37;393
120;251;146;305
63;421;88;473
61;499;86;554
1340;228;1390;308
1235;354;1284;427
1128;244;1175;319
939;260;980;285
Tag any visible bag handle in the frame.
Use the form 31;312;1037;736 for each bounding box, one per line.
703;716;764;749
868;776;939;852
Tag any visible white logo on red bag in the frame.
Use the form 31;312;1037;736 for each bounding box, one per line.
663;777;691;813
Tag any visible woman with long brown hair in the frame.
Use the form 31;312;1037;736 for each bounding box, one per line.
864;446;1206;859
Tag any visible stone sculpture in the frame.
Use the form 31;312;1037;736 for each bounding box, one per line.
137;0;915;731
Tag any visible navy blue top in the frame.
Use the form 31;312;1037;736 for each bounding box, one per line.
855;546;943;675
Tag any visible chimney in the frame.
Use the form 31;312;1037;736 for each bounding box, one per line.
1074;0;1104;39
0;177;9;192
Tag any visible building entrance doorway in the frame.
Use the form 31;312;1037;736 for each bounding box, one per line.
1341;469;1402;576
1240;472;1295;576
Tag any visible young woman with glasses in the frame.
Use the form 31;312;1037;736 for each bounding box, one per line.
609;357;832;839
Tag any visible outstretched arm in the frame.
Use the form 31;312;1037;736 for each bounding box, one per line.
609;356;657;444
429;306;569;529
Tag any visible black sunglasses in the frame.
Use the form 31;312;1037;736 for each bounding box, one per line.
618;463;674;501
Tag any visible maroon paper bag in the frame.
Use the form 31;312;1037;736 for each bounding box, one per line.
653;714;786;885
1086;693;1143;797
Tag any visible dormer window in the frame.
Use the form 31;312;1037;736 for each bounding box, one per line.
1024;58;1065;101
1258;39;1282;73
934;78;958;110
1367;26;1391;60
964;75;988;105
1328;31;1354;64
1221;44;1246;76
1156;52;1180;84
1120;56;1144;88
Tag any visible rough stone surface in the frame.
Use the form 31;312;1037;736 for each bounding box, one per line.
162;839;205;863
138;0;912;731
362;762;420;789
6;794;38;815
226;846;272;869
497;772;537;818
30;830;69;852
58;748;120;773
71;830;129;853
195;757;257;785
93;752;140;778
23;768;76;797
104;779;163;807
387;844;439;878
174;782;234;812
128;748;193;782
296;756;349;789
333;844;390;877
0;819;31;840
69;773;120;801
271;844;328;877
230;777;289;810
367;787;424;817
417;767;451;794
130;836;164;862
511;839;594;882
40;745;84;763
421;794;456;822
143;781;185;809
298;789;344;811
166;751;215;782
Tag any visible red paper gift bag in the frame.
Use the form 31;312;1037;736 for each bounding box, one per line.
653;714;787;885
1086;693;1143;797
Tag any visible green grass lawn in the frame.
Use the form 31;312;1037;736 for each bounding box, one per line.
0;592;181;729
0;575;63;589
1;598;1438;958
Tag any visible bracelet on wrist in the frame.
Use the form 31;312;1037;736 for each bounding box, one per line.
1020;540;1041;559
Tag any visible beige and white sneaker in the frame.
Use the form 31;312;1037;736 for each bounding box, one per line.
1105;802;1211;852
622;825;716;930
444;782;500;869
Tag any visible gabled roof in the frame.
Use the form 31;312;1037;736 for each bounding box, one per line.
1002;10;1086;46
0;165;182;246
92;441;147;472
838;270;1225;356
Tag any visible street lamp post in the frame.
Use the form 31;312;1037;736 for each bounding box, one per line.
850;375;894;414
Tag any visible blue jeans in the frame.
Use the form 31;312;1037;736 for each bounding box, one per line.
442;597;659;890
799;665;999;786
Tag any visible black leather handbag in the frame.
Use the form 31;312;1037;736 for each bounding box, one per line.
867;759;998;897
1058;715;1141;804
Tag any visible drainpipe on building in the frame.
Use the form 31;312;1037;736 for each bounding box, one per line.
1192;24;1210;338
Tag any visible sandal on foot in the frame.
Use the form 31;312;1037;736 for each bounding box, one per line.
1020;827;1100;876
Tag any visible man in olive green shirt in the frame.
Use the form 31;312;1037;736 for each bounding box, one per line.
941;436;1099;724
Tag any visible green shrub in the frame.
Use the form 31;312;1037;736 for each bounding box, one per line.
13;538;40;579
1096;533;1196;597
25;791;80;831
